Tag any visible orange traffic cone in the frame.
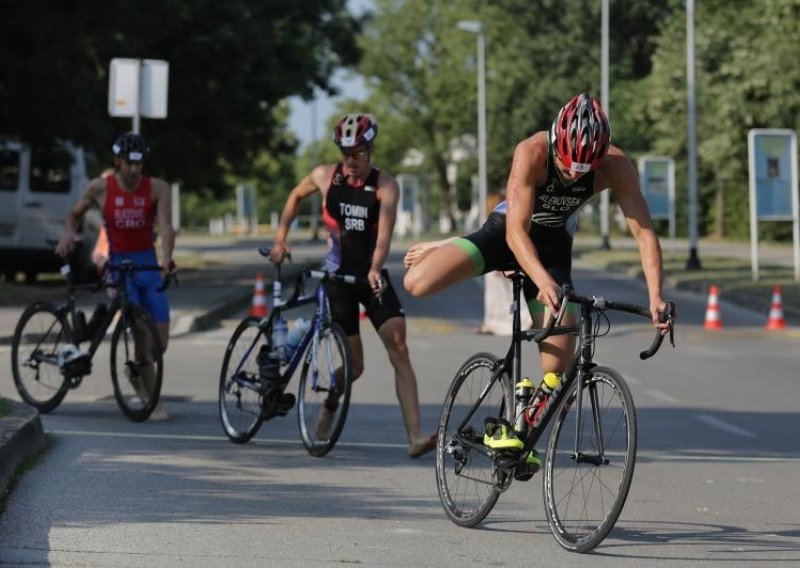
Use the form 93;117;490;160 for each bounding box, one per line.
359;303;368;320
765;286;787;330
249;273;268;317
704;284;722;330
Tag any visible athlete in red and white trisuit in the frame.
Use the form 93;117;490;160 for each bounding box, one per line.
56;132;175;420
270;113;436;458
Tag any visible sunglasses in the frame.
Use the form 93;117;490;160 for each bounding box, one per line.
340;148;369;160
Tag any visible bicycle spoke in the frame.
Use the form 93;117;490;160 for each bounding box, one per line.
219;318;267;443
11;303;71;412
298;322;352;457
436;353;513;528
544;367;637;552
110;305;163;422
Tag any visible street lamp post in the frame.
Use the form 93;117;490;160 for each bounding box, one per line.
457;20;488;225
685;0;702;269
599;0;612;250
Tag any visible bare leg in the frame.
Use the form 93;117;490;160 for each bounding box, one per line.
532;309;577;375
315;333;363;440
376;316;434;456
346;335;365;381
144;321;170;420
403;242;476;297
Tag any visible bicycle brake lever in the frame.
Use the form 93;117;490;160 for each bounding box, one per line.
666;302;676;347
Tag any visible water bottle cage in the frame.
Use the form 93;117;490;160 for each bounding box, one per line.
524;396;548;427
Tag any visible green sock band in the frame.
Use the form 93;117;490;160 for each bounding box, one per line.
453;238;485;276
526;298;579;316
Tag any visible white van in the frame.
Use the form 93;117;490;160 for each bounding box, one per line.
0;138;99;283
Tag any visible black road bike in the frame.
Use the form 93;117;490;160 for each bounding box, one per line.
11;248;174;422
435;268;676;552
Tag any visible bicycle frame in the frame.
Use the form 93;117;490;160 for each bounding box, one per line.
228;270;338;395
453;270;637;473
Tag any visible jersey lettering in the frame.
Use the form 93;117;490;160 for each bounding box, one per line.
323;164;381;276
103;175;156;253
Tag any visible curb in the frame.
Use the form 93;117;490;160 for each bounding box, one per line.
170;290;252;337
0;399;47;497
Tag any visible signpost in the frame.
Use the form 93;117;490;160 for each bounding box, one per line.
747;129;799;282
108;58;169;133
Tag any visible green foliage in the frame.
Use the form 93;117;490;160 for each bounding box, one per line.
0;0;362;197
644;0;800;240
356;0;674;226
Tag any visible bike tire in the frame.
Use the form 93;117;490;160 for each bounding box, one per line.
110;304;164;422
219;316;268;443
11;302;71;413
297;321;352;457
544;365;637;552
435;352;514;528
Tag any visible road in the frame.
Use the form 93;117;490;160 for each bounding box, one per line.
0;239;799;567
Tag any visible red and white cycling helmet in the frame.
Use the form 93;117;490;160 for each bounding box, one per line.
333;113;378;149
550;93;610;173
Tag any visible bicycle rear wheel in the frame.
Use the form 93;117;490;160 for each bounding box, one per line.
298;322;352;457
219;317;268;443
11;302;71;413
436;352;513;527
544;365;637;552
110;304;164;422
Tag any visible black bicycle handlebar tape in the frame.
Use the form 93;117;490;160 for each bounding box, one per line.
639;302;676;360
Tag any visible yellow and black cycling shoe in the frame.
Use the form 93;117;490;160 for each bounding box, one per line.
483;417;524;451
514;450;542;481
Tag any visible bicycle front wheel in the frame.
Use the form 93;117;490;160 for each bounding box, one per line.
436;352;513;528
218;317;269;443
298;322;352;457
110;305;164;422
544;365;637;553
11;302;71;413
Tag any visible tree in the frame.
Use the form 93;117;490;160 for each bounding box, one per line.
646;0;800;239
356;0;674;229
0;0;362;196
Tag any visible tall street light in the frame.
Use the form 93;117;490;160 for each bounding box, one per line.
599;0;612;249
685;0;702;268
457;20;488;225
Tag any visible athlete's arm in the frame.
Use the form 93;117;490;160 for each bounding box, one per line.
153;178;176;272
371;172;400;291
505;133;560;312
597;147;668;328
55;177;105;257
270;164;330;263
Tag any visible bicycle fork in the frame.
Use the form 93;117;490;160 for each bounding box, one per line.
572;313;608;466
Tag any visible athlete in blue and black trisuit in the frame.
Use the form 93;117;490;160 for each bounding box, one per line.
405;92;672;394
270;113;436;458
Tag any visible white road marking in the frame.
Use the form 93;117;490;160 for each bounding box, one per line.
47;428;409;449
694;413;757;438
47;429;800;463
644;389;678;404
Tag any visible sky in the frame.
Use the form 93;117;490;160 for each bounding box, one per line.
288;71;367;150
287;0;372;149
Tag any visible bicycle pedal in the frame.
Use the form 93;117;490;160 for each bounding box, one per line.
62;353;92;379
513;451;542;481
276;393;296;416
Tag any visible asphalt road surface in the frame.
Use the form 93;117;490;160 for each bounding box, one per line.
0;240;798;567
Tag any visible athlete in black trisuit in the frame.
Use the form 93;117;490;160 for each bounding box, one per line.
270;113;436;458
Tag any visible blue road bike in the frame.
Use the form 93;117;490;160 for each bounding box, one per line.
219;249;356;457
